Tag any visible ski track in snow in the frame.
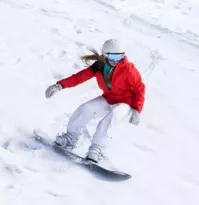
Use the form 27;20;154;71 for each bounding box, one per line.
0;0;199;205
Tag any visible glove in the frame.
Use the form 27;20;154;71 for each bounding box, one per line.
129;109;140;125
45;83;62;98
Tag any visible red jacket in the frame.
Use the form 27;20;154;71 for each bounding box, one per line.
57;56;145;113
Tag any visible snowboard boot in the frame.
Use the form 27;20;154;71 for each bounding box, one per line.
55;133;77;150
86;144;104;163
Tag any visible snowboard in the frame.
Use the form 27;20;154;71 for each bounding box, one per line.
33;130;131;181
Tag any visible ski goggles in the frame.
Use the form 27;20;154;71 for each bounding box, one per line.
105;53;125;62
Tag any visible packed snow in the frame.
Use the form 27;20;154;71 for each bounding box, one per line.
0;0;199;204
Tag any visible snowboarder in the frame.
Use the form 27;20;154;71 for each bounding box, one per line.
45;39;145;163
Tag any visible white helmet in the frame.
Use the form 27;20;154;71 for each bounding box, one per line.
101;39;124;55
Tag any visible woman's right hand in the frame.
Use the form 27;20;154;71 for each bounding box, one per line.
45;84;62;98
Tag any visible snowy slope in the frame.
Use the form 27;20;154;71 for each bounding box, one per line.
0;0;199;204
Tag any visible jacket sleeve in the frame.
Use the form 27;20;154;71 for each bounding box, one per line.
127;64;145;113
57;67;95;88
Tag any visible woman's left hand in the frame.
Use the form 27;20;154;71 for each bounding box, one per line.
129;109;140;125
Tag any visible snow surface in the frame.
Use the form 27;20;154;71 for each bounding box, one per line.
0;0;199;204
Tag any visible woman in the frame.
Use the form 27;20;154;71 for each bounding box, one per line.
45;39;145;163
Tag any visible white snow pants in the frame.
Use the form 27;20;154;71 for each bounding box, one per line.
67;96;132;151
